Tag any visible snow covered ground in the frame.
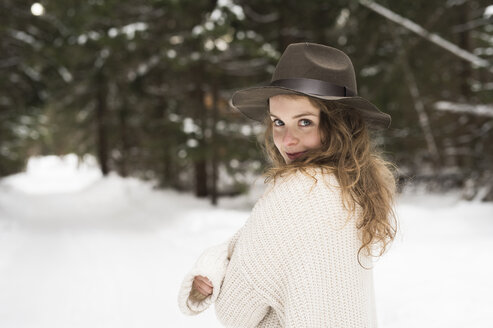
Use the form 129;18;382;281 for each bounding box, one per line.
0;155;492;328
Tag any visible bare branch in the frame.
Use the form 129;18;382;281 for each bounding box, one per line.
242;5;279;23
359;0;493;73
434;101;493;118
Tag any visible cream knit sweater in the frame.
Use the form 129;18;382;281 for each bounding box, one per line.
178;168;378;327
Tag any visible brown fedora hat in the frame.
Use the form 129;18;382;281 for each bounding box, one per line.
231;42;391;129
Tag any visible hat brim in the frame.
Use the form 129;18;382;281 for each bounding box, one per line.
231;86;391;129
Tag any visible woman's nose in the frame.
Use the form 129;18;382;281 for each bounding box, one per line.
282;129;298;146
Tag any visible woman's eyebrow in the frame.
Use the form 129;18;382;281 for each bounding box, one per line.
269;112;317;119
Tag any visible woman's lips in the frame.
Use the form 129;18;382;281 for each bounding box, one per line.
286;151;306;160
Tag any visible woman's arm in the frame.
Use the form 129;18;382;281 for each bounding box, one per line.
214;253;272;327
177;227;243;316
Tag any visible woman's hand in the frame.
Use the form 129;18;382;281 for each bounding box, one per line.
192;275;213;297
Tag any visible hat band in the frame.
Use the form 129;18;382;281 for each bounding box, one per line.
270;78;356;97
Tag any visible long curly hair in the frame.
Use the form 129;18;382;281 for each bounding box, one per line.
261;94;397;268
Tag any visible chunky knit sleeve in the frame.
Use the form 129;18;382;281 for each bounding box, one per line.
214;251;273;327
215;169;377;327
177;227;243;316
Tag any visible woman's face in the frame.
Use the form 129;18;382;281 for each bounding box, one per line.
269;95;323;164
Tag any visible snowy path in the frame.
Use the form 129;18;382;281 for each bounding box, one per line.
0;156;492;327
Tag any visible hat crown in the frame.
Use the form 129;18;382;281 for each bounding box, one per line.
230;42;391;129
271;43;358;94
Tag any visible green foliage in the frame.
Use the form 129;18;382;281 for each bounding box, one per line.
1;0;492;198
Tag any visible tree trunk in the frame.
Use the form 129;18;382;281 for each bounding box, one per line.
95;70;109;176
160;98;174;188
455;2;474;171
194;67;208;198
458;2;472;101
390;27;440;168
195;160;208;197
210;81;219;205
117;95;129;177
277;5;292;51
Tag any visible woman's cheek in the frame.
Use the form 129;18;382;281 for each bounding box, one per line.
306;128;322;148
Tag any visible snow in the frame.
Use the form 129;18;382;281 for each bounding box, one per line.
0;155;492;327
485;5;493;19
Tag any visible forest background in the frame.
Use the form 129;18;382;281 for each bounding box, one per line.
1;0;492;202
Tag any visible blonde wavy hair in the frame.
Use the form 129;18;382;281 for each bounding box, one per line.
261;94;397;268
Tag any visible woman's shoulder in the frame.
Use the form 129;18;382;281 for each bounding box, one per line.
261;166;340;200
269;166;338;188
250;167;355;242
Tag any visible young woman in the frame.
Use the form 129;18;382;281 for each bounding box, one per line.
178;42;397;327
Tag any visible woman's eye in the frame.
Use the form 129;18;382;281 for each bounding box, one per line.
299;119;312;127
272;119;284;126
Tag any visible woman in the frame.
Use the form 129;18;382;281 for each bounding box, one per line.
177;42;397;327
